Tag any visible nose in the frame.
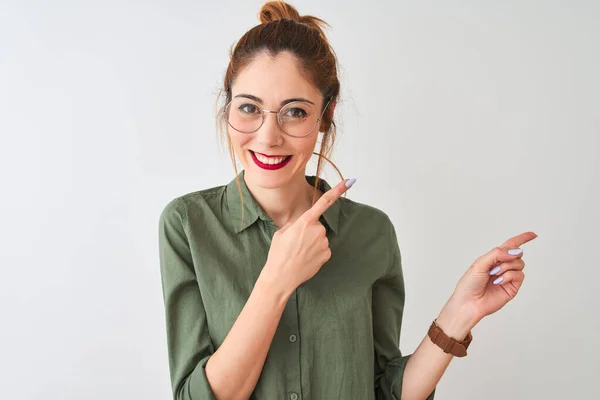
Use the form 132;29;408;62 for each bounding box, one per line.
256;111;284;146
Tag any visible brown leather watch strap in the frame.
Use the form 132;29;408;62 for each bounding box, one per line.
427;319;473;357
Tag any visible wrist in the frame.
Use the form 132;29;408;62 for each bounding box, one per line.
435;296;480;340
256;268;295;303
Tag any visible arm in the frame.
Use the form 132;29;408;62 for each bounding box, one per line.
159;199;293;400
204;274;292;400
400;299;478;400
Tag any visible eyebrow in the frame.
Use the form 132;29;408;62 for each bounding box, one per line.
234;93;315;106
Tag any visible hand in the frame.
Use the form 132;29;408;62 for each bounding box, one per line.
260;178;356;294
450;232;538;324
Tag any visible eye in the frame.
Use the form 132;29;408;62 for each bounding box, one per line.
238;103;259;114
285;107;308;119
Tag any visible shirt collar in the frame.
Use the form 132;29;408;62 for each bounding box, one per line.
226;170;341;235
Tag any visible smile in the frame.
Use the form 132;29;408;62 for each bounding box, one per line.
250;151;292;170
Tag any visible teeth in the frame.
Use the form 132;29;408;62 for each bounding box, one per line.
254;152;288;165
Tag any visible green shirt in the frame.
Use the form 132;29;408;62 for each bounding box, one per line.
158;170;436;400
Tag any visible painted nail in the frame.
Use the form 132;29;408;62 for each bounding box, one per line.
489;266;501;275
508;248;523;255
493;276;504;285
345;178;357;188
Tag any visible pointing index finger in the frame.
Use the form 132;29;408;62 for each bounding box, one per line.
303;178;356;222
499;232;538;249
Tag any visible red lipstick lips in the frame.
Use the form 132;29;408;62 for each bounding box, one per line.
250;151;292;170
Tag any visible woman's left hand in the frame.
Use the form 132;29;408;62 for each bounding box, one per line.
451;231;538;323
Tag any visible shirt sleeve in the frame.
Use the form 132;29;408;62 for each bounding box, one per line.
373;219;436;400
158;198;217;400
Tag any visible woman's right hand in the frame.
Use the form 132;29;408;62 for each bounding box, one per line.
261;178;356;294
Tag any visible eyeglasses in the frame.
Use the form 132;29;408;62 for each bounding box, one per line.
224;97;331;138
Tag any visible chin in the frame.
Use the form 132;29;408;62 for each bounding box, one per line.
245;167;292;189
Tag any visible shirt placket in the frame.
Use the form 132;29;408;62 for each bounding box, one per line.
261;220;303;400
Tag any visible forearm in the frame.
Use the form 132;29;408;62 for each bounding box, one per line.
400;298;480;400
205;271;293;400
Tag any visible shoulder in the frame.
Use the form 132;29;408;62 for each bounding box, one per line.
338;196;395;230
339;197;392;226
158;183;228;228
336;197;401;278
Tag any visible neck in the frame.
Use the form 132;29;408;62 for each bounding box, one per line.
244;171;321;228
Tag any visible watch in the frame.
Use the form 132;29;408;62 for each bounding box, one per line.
427;319;473;357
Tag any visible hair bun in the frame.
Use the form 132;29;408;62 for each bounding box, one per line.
258;1;331;40
258;1;301;24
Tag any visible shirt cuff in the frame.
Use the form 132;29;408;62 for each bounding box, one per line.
177;355;217;400
379;354;436;400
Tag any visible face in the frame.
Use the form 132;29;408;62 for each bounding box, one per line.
227;51;327;190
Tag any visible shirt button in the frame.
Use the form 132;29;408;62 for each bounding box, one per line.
288;334;297;343
289;393;299;400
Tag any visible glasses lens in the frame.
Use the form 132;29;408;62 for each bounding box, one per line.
279;101;317;137
226;98;263;133
226;99;319;136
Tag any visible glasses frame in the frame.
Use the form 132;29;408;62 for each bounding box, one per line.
224;98;332;138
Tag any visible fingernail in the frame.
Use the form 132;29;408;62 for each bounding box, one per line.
508;248;523;255
493;276;504;285
489;266;501;276
345;178;357;188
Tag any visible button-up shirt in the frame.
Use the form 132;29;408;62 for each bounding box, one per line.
158;170;436;399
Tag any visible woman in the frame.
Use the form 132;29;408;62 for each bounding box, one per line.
158;1;537;399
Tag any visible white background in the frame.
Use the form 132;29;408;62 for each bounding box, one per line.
1;0;598;399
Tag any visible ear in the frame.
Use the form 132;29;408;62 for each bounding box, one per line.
327;99;337;119
320;98;336;133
